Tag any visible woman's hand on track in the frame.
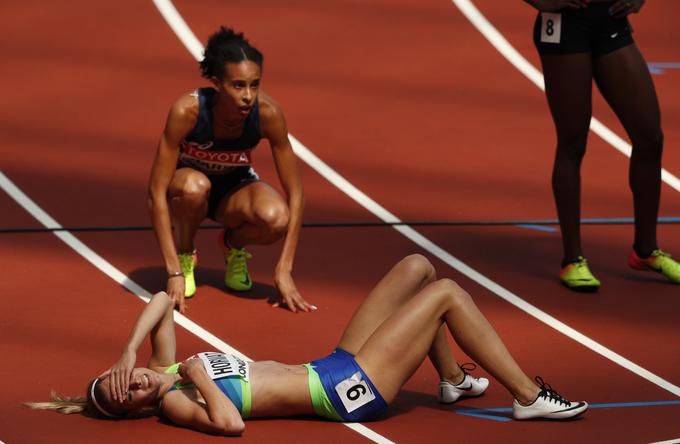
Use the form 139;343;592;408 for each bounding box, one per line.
166;276;187;313
107;349;136;403
273;271;316;313
529;0;588;12
609;0;644;18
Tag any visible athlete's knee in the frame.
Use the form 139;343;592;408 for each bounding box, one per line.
555;126;589;160
429;278;471;309
173;174;211;207
256;204;289;238
632;127;664;160
399;254;436;283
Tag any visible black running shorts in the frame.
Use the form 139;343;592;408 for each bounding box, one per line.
206;166;259;221
533;2;634;57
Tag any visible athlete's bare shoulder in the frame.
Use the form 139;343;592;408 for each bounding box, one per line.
169;90;200;122
257;91;284;124
257;92;287;139
164;90;201;137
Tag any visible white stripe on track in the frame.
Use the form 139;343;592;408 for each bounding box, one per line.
0;172;392;444
0;172;249;360
649;439;680;444
450;0;680;193
151;0;680;399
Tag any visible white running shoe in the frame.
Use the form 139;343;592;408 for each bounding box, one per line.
438;364;489;404
512;377;588;420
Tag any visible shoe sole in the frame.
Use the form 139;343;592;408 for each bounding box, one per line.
226;284;253;292
514;403;588;420
561;281;600;293
438;391;485;404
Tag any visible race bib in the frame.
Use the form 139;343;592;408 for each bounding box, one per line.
540;12;562;44
334;372;376;414
197;352;250;381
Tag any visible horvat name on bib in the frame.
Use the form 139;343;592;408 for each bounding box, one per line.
198;352;250;381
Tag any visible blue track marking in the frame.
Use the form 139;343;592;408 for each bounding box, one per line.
516;224;559;232
648;62;680;75
454;400;680;421
514;217;679;233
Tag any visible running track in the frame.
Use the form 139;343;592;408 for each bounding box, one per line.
1;1;678;443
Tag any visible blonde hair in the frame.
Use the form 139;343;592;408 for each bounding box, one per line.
24;390;89;415
24;379;105;417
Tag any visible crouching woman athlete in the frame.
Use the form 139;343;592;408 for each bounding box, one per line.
148;26;312;313
26;256;587;435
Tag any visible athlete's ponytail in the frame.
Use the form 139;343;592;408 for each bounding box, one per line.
200;26;264;79
24;379;110;417
24;391;89;415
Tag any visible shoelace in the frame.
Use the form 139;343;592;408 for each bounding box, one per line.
456;362;481;384
574;257;589;269
228;248;252;274
535;376;571;407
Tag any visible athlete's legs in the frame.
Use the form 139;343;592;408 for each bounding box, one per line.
337;255;464;383
355;278;538;404
540;53;594;264
593;44;663;256
214;181;289;247
168;168;210;252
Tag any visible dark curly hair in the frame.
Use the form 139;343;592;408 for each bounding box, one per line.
199;26;263;79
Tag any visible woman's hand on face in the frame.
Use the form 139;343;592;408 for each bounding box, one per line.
609;0;644;18
273;271;316;313
531;0;588;12
105;349;136;403
166;276;186;313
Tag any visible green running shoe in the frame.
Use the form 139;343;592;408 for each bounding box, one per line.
219;230;253;291
628;249;680;284
178;250;197;298
560;256;600;291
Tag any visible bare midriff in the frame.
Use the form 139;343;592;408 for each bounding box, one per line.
248;361;315;418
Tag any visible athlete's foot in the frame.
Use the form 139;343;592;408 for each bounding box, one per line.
628;248;680;284
560;256;601;292
438;363;489;404
512;377;588;420
219;230;253;291
178;250;198;298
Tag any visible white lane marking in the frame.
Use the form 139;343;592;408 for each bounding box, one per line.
649;439;680;444
0;172;250;360
0;174;396;439
151;0;680;399
451;0;680;193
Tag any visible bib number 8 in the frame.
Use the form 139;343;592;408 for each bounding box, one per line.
335;372;376;413
540;12;562;44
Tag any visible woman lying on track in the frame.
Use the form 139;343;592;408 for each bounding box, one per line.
27;255;587;435
149;26;310;312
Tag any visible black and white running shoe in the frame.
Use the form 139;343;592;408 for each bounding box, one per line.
438;363;489;404
512;377;588;420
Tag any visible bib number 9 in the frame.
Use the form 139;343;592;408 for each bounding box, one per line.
335;372;376;413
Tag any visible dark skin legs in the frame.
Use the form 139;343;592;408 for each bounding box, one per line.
540;43;663;266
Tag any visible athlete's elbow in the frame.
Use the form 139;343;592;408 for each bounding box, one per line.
215;418;245;436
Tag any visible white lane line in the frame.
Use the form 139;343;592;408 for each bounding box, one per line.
0;172;249;360
155;0;680;398
450;0;680;193
0;175;394;444
151;0;680;398
292;144;680;398
650;439;680;444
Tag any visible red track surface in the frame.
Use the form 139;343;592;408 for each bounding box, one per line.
1;1;678;443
